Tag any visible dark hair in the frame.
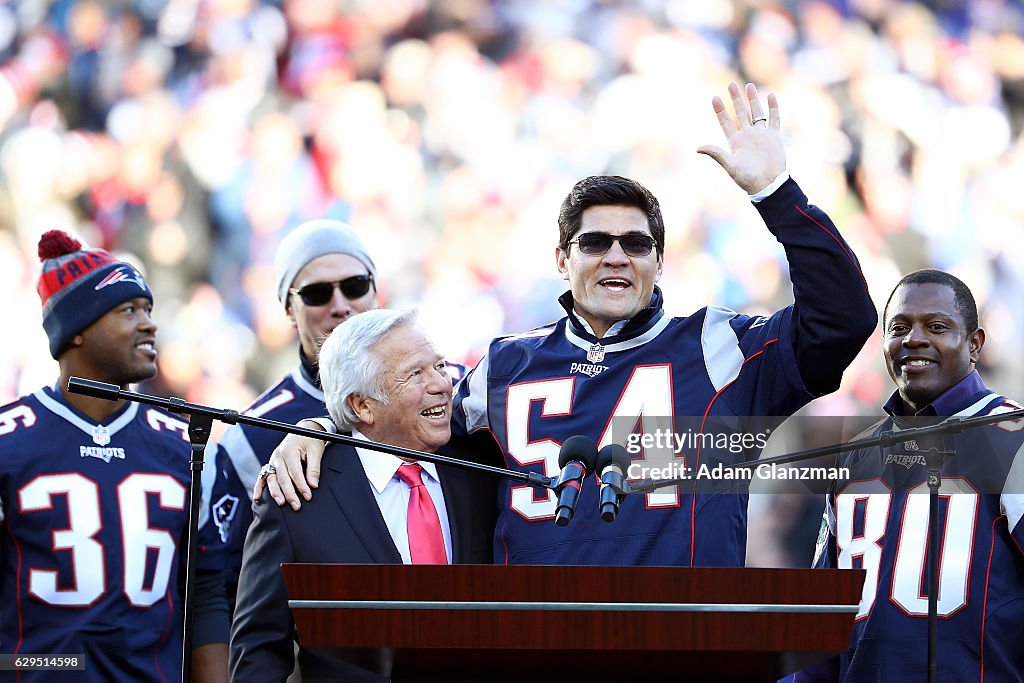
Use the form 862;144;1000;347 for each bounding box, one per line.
557;175;665;255
883;269;979;332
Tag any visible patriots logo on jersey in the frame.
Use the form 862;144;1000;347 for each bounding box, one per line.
569;362;608;377
79;445;126;462
94;266;146;292
884;452;925;469
213;493;240;543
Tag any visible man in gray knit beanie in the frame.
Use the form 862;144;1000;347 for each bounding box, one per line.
274;219;378;307
202;218;380;606
272;218;379;365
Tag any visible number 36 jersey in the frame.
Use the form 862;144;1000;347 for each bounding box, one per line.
0;386;201;682
452;290;815;567
812;384;1024;682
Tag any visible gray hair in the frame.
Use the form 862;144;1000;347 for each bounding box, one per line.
319;308;419;432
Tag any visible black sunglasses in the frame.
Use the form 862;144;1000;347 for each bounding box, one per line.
290;274;375;306
568;232;657;257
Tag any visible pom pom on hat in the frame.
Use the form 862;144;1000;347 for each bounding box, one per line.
36;230;153;358
38;230;83;259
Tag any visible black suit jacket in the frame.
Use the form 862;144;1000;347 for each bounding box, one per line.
229;442;497;682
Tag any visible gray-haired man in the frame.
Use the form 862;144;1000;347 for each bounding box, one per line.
229;309;496;681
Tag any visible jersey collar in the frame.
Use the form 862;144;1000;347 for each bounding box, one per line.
558;287;670;355
38;384;139;438
299;346;322;390
557;286;666;344
883;370;992;419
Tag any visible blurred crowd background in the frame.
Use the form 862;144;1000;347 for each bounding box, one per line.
3;0;1024;567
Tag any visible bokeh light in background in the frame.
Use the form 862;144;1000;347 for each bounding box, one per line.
3;0;1024;566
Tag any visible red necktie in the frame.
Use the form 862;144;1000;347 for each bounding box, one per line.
395;463;448;564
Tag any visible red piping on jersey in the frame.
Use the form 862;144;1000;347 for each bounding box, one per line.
794;204;870;293
980;515;1004;683
6;521;25;682
690;338;780;566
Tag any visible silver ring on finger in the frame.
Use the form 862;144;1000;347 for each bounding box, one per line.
752;116;767;125
259;463;277;480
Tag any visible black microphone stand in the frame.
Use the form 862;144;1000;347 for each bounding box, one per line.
67;377;556;488
614;409;1024;683
180;410;212;683
921;438;951;683
66;376;556;682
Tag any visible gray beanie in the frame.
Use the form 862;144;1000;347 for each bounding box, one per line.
274;219;378;307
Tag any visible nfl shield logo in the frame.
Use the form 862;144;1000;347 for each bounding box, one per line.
587;343;605;364
92;425;111;446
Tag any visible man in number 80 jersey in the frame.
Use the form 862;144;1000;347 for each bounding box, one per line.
0;231;228;682
801;270;1024;681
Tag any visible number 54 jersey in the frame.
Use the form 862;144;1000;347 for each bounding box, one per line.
453;289;816;567
0;386;204;682
812;387;1024;682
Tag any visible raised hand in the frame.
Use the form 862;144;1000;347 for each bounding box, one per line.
697;81;786;194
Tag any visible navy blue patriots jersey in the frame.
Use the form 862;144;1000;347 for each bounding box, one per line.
202;367;327;589
452;178;873;567
454;299;812;566
0;386;213;682
808;384;1024;682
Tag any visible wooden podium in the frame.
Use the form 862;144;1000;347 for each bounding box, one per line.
282;564;863;682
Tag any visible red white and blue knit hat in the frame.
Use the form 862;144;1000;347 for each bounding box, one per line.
36;230;153;358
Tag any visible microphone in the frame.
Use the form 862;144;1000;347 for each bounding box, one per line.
596;444;630;522
554;435;598;527
67;377;123;401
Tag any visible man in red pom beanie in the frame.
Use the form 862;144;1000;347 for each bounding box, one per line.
0;231;229;682
36;229;155;359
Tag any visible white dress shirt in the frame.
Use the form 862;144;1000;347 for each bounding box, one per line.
352;430;453;564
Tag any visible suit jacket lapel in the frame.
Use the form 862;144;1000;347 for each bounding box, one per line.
325;445;403;564
438;464;471;564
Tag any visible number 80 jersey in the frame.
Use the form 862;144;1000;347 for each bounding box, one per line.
812;388;1024;682
0;386;196;682
453;293;815;567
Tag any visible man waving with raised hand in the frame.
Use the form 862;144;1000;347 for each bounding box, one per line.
256;82;876;568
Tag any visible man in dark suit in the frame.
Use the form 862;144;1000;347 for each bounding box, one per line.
229;308;497;682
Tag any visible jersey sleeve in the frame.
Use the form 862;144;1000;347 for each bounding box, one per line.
811;495;838;569
452;351;492;437
1002;439;1024;555
198;442;224;532
200;428;256;546
190;565;230;648
0;400;40;520
754;178;876;396
710;303;815;417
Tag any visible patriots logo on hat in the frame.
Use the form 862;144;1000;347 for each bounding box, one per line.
94;266;147;292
